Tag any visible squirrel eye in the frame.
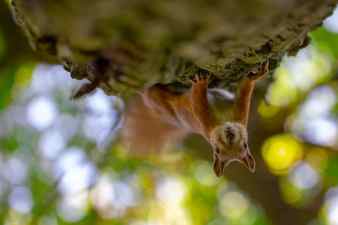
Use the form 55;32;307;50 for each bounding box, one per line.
243;143;248;149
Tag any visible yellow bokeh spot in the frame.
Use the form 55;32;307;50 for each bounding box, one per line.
262;134;303;175
266;67;298;107
258;100;280;119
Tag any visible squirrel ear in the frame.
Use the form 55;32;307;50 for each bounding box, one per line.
212;153;226;177
240;151;256;173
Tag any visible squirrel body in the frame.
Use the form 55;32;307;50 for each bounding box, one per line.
142;83;215;139
122;62;269;176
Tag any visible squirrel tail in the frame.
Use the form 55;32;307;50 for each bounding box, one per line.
121;96;187;154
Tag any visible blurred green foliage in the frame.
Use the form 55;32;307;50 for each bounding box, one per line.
0;66;16;110
311;27;338;59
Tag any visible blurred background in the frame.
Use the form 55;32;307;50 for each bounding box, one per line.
1;1;338;225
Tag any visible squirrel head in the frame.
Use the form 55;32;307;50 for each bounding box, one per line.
209;122;255;177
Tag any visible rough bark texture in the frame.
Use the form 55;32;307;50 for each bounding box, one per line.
8;0;338;97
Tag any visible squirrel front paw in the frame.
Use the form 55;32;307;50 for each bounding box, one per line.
248;60;269;81
191;73;210;85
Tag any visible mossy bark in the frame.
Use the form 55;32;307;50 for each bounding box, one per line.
8;0;338;97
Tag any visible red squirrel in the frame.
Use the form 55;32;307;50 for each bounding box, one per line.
122;61;269;177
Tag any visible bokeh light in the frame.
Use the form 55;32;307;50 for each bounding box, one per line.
155;177;191;225
262;134;303;175
2;156;27;185
324;7;338;33
291;86;338;148
219;191;249;220
58;190;89;222
56;148;97;195
266;46;332;107
26;96;58;131
193;161;218;187
258;101;280;119
323;187;338;225
82;90;120;147
289;162;320;191
38;129;66;160
9;186;33;214
280;162;321;206
91;173;139;219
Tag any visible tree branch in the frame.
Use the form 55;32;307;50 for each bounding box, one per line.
8;0;338;96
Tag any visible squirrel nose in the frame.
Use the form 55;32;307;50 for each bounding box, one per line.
240;152;256;173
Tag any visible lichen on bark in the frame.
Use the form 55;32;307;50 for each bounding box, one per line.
8;0;338;97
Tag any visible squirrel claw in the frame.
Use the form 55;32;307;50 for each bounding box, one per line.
248;60;269;81
191;73;209;85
